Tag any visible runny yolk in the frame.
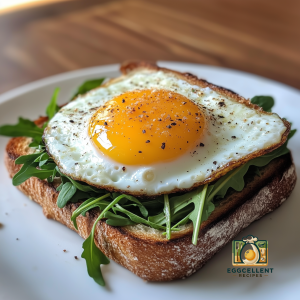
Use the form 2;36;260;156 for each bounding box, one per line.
88;89;206;165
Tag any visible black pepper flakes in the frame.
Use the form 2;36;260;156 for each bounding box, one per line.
200;143;205;147
122;99;125;103
138;151;142;153
166;125;172;129
104;122;108;126
213;161;217;165
161;143;166;150
74;256;78;260
232;136;236;139
171;122;177;126
122;167;126;171
146;140;150;143
70;120;74;123
142;130;146;133
218;115;224;118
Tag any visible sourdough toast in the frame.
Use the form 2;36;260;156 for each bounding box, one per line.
4;118;297;281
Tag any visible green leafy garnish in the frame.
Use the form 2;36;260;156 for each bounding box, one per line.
81;232;110;286
15;152;43;165
251;96;274;112
56;182;77;208
12;163;53;186
71;194;111;230
104;211;136;226
190;184;208;245
0;117;43;141
113;204;166;230
72;78;105;100
46;88;60;120
81;195;128;286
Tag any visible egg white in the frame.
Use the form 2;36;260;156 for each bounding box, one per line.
43;69;287;195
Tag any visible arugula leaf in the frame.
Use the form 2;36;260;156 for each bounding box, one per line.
67;176;105;193
28;141;40;148
200;195;215;223
0;117;43;140
46;88;60;120
47;166;58;183
148;190;197;226
121;194;148;218
81;233;110;286
251;96;274;112
288;128;296;140
171;212;192;230
114;204;166;230
104;211;136;226
56;181;64;191
206;141;290;204
34;152;51;167
72;78;105;100
56;182;77;208
12;162;53;186
68;190;96;205
15;152;43;165
40;163;56;170
55;167;105;194
170;205;193;224
81;194;125;286
163;195;171;239
71;194;111;230
190;184;208;245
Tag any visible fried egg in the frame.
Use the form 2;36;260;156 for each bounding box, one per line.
242;245;260;265
43;65;289;196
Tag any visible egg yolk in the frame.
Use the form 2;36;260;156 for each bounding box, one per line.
88;89;206;165
245;249;256;261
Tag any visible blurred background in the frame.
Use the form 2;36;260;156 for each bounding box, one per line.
0;0;299;94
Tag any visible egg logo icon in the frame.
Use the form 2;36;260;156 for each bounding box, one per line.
232;235;268;266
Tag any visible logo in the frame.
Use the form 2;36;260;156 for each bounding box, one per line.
232;235;268;266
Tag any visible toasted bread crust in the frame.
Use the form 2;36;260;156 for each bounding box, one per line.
4;134;297;281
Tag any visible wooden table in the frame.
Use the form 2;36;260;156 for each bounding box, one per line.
1;0;299;94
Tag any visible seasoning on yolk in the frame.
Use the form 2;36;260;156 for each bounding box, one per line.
88;89;206;165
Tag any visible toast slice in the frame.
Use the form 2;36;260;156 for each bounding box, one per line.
4;116;297;281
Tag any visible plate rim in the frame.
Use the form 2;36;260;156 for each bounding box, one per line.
1;61;300;107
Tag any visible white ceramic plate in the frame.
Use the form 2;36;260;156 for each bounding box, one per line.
0;62;299;300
